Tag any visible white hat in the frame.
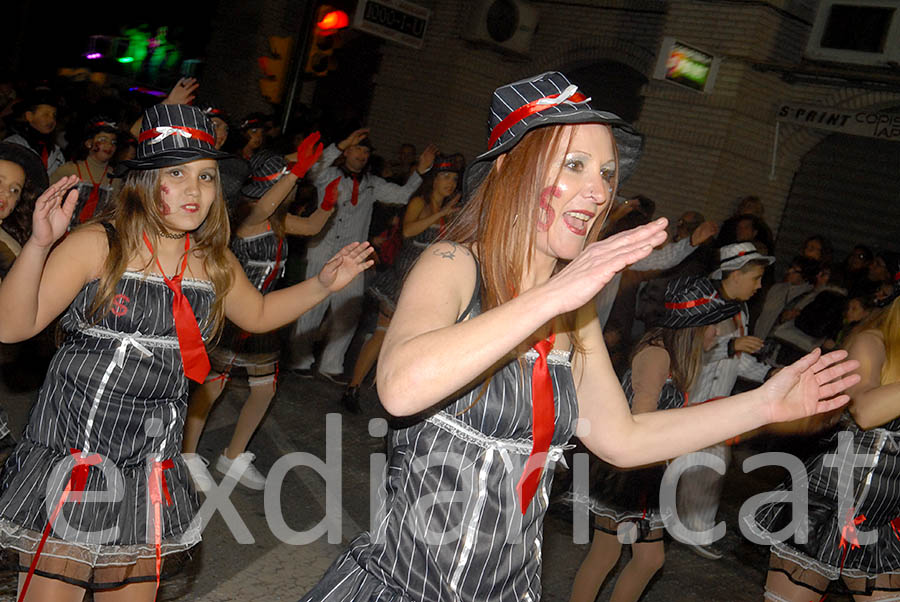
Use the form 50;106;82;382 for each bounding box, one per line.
711;242;774;279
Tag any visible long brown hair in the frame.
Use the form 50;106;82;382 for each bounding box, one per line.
634;325;707;395
442;123;620;355
85;165;233;339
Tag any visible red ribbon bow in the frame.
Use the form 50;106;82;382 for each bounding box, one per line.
840;508;866;552
891;517;900;540
143;233;211;383
149;459;174;596
516;333;556;514
488;89;588;150
138;125;215;146
18;449;102;602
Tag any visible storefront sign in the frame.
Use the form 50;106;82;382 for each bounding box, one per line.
354;0;430;49
777;103;900;140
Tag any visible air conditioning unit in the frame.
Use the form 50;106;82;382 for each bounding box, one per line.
463;0;540;56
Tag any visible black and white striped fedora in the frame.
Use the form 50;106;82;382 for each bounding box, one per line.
462;71;643;200
657;276;741;329
710;242;775;279
241;150;288;199
121;104;230;171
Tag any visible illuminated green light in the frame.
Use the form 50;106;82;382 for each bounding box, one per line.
118;56;135;63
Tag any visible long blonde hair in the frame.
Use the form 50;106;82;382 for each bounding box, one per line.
846;294;900;385
876;296;900;384
85;165;234;339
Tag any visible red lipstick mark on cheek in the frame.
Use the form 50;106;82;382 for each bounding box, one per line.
159;184;172;215
537;186;561;232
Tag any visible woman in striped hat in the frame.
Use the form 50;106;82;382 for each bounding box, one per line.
182;139;336;491
569;275;740;602
0;105;371;601
298;71;858;602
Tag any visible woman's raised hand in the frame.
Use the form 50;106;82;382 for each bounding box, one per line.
761;348;859;425
539;217;669;315
30;176;79;249
317;241;375;292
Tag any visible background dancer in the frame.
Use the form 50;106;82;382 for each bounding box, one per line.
340;154;461;412
297;71;858;602
0;104;372;602
285;128;436;384
182;139;335;490
749;273;900;601
569;276;741;602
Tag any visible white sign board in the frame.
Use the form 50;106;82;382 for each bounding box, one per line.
353;0;430;49
777;103;900;140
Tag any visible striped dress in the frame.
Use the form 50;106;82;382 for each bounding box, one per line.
299;272;579;602
576;366;684;541
0;270;213;589
745;416;900;595
211;230;286;374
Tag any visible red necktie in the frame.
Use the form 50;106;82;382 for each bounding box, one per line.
77;163;108;223
143;233;211;383
517;333;556;514
350;173;359;206
40;143;48;168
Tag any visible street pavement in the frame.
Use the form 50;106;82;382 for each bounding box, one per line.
0;357;852;601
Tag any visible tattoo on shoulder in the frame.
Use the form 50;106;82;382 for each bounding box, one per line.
432;242;472;260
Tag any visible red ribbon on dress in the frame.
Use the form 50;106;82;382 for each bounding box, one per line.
488;91;588;150
18;449;102;602
148;458;174;597
259;237;284;294
516;333;556;514
815;508;867;602
142;233;211;383
891;516;900;540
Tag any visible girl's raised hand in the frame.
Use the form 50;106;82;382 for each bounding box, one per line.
761;348;859;424
317;241;375;292
539;217;669;315
31;175;79;249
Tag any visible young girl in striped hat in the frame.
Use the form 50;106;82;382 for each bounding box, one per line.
569;275;740;602
0;104;372;602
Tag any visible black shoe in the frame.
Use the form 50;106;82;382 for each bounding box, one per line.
291;368;314;379
341;386;361;414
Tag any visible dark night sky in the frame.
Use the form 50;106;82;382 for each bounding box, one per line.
5;0;220;80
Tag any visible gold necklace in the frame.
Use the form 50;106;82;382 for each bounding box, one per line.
158;229;187;239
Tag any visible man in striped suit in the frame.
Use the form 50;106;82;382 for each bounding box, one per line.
286;128;436;384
